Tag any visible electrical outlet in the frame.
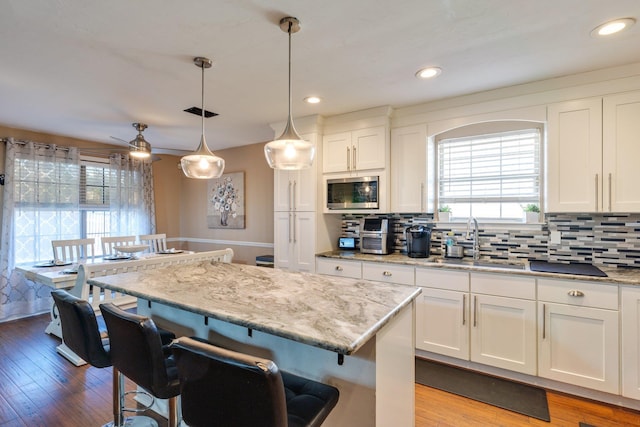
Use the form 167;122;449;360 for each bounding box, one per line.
550;230;561;245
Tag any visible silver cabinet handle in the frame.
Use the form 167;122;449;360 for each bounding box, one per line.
288;213;292;243
608;173;612;212
568;290;585;297
292;212;296;243
292;180;297;211
542;303;546;340
462;294;466;325
335;265;343;271
473;295;478;327
288;181;292;211
595;174;599;212
353;146;357;170
346;146;351;171
383;271;392;277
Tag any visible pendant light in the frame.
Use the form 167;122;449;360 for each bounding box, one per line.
180;56;225;179
264;16;315;170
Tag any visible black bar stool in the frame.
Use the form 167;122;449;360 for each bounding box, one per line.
170;336;340;427
100;303;181;427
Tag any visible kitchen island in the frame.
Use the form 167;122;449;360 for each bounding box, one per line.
87;260;421;427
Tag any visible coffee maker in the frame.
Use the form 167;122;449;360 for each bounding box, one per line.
406;225;432;258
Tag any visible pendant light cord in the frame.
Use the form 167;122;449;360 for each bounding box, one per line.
201;62;206;136
287;20;293;120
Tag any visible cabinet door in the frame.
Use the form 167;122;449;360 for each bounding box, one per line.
391;125;427;213
622;286;640;399
274;211;293;269
291;212;316;273
274;170;294;212
538;302;619;394
546;98;602;212
470;294;537;375
603;91;640;212
323;132;351;173
353;126;387;171
416;287;469;359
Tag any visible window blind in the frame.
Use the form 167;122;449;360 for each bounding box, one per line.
438;129;540;219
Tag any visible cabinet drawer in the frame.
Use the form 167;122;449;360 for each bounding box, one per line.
538;278;618;310
363;263;414;285
416;268;469;292
471;272;536;300
316;258;362;279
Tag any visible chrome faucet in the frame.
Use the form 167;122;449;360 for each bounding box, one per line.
467;217;480;260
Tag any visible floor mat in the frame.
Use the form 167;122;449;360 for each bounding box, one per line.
415;358;550;422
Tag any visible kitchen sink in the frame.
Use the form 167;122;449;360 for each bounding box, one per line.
432;257;527;270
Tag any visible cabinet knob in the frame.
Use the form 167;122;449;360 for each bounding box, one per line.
567;290;585;297
335;266;343;271
383;271;392;277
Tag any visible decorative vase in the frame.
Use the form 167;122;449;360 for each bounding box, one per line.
439;212;450;222
526;211;539;223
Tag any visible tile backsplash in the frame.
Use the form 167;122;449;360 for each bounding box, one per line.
340;213;640;268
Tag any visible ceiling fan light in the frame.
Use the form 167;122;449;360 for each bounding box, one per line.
129;137;151;159
181;56;225;179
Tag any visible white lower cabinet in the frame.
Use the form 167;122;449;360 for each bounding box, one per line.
417;270;536;375
538;278;619;394
415;269;470;359
470;273;537;375
363;262;415;285
274;211;316;273
621;286;640;399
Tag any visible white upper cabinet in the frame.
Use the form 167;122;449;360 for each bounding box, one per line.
546;97;602;212
547;91;640;212
391;125;428;213
603;91;640;212
323;126;387;174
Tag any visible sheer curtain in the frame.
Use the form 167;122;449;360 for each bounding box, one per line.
109;153;156;237
0;139;80;321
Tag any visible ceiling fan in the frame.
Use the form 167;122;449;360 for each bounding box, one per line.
110;122;153;159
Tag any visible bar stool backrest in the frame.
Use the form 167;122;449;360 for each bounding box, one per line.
170;337;288;427
50;289;110;368
51;238;95;263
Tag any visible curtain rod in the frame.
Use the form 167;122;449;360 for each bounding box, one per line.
2;137;72;152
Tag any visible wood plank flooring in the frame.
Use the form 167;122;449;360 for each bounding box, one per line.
1;313;639;426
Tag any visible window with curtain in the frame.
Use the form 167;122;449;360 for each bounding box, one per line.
437;129;541;221
8;145;153;264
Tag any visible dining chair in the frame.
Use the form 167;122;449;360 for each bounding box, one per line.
100;235;136;257
139;233;167;253
51;238;96;263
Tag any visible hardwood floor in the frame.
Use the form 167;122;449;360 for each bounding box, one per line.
1;313;639;426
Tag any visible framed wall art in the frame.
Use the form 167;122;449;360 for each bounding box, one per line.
207;172;245;229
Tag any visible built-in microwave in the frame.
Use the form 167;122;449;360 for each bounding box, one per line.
327;176;379;210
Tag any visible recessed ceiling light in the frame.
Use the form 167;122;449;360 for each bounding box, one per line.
591;17;635;37
304;96;322;104
415;67;442;79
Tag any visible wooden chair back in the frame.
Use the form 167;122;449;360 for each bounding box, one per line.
139;233;168;253
51;238;96;263
100;236;137;256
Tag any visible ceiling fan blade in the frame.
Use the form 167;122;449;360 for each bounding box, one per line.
110;136;132;145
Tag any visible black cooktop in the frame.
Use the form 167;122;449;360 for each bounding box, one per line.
529;261;607;277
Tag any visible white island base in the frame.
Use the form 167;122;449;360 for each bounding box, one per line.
138;299;416;427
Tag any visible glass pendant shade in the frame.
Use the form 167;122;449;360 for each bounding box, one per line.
181;56;225;179
264;16;315;170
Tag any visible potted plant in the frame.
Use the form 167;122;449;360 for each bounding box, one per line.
438;205;451;222
523;204;540;223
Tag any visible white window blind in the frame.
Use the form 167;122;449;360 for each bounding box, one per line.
438;129;541;221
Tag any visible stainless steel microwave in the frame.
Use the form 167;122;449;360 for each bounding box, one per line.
327;176;379;210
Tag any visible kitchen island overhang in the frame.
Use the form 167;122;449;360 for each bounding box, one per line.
87;260;421;427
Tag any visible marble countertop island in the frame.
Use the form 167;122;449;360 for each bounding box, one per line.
88;260;421;355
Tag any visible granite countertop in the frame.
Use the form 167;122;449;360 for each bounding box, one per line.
317;251;640;286
87;261;421;355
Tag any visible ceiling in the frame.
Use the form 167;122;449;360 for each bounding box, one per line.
1;1;639;154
